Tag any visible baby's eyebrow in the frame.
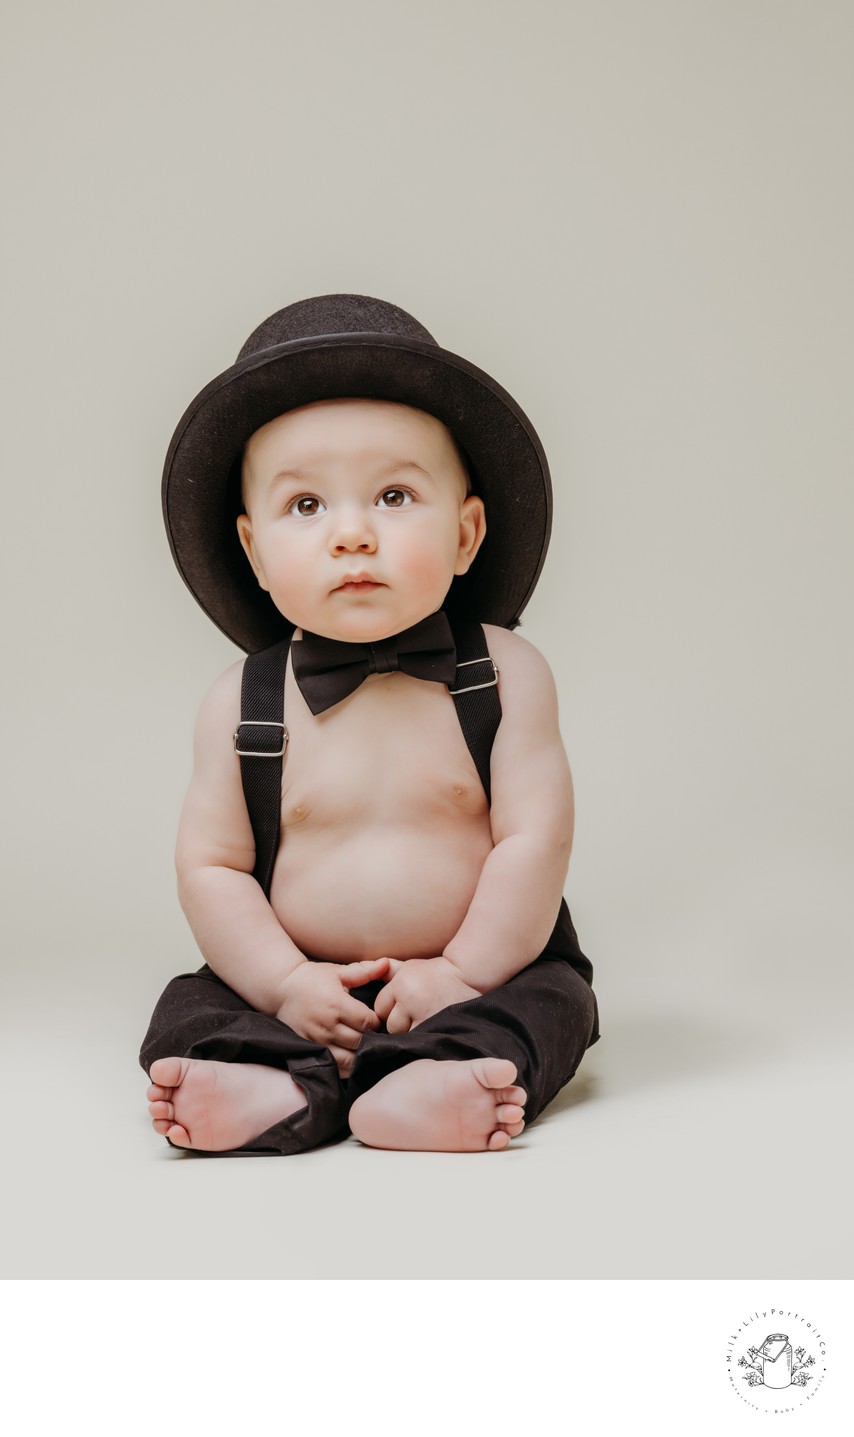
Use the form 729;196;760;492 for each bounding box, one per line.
268;458;433;487
268;467;310;487
373;459;435;484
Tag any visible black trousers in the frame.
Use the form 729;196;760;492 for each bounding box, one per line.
139;904;600;1156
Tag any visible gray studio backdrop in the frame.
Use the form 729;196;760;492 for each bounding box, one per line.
1;1;851;1278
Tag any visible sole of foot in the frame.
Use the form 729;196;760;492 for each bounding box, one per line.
147;1057;306;1152
349;1056;527;1152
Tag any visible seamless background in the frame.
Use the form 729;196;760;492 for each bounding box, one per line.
1;0;851;1279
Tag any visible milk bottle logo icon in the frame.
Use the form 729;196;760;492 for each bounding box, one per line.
738;1330;817;1390
757;1334;793;1389
727;1308;826;1409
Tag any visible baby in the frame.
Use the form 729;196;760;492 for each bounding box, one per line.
141;293;599;1155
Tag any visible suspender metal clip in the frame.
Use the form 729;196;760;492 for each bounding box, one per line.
233;721;289;758
448;657;499;696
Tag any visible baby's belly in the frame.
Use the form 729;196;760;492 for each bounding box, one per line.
269;821;494;962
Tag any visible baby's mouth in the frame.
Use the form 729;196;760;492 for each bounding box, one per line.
334;576;385;593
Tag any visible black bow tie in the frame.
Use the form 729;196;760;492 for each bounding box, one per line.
291;612;458;715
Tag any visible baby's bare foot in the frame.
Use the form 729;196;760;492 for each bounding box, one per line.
146;1057;306;1152
348;1057;526;1152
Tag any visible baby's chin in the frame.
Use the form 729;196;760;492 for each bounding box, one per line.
286;602;446;644
293;618;425;643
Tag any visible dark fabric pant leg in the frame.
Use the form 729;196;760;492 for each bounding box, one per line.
139;965;348;1156
346;955;599;1124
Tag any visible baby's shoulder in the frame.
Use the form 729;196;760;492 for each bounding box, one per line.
481;623;556;695
193;658;244;743
480;626;562;747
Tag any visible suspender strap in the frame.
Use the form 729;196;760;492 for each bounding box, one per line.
235;639;290;897
445;617;502;806
235;621;502;893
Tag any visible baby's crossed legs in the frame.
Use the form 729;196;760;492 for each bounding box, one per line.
147;1054;526;1153
141;955;596;1156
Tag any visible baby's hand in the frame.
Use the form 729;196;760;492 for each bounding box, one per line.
374;957;482;1034
276;958;389;1078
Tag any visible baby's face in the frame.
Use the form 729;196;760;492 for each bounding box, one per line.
237;398;486;642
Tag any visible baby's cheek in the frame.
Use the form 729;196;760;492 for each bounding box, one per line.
268;555;315;619
403;535;459;592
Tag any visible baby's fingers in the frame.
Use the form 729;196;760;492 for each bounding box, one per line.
341;997;382;1033
330;1021;372;1050
385;1004;413;1035
328;1044;356;1079
338;957;390;989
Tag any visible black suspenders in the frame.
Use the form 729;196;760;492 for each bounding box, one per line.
233;636;291;898
233;620;501;897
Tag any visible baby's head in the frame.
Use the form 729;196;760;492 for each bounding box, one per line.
235;397;486;642
162;293;552;652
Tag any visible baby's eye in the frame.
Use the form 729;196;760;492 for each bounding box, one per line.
377;488;412;508
288;495;326;517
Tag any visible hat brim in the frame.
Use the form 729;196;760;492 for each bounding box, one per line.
163;333;551;652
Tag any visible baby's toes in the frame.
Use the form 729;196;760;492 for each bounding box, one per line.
476;1057;518;1090
146;1082;173;1103
150;1057;186;1089
498;1085;527;1108
148;1100;174;1122
487;1130;511;1151
502;1119;525;1137
496;1103;525;1126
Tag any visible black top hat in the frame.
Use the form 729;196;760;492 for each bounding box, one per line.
162;293;553;652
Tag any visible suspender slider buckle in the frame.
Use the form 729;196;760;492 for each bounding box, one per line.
448;657;499;696
233;721;289;758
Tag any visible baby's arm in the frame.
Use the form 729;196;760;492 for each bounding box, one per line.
441;626;574;990
375;628;573;1031
176;662;385;1065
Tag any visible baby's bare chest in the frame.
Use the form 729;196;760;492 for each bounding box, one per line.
280;671;488;830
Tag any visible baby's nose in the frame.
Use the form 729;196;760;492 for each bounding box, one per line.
329;510;378;553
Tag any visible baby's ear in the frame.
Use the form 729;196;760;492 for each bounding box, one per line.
454;495;487;575
235;513;270;591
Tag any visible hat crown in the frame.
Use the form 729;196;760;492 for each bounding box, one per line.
236;293;438;363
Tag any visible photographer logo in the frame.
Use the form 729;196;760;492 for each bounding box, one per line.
725;1309;828;1412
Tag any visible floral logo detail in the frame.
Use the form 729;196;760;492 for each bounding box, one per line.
738;1334;816;1390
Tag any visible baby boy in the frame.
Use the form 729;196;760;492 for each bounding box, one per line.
140;293;599;1155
